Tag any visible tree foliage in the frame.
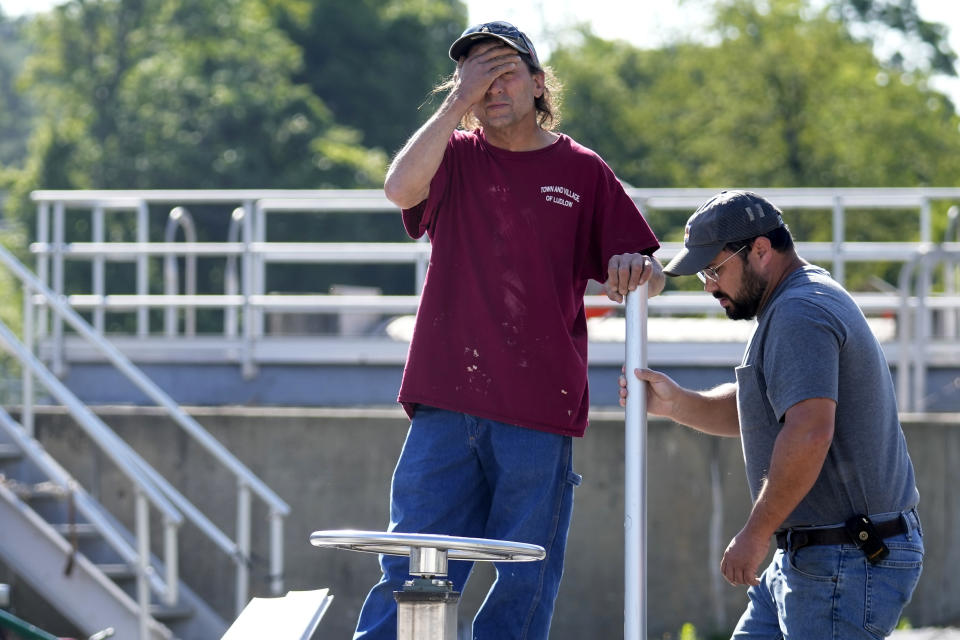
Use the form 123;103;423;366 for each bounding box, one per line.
553;0;960;190
0;15;34;170
266;0;467;155
4;0;390;231
551;0;960;290
837;0;957;76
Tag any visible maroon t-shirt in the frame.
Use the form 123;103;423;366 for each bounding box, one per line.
398;129;659;436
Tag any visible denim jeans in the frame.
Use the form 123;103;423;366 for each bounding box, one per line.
354;406;581;640
732;508;924;639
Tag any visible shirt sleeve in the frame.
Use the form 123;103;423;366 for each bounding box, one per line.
762;299;844;421
584;160;659;282
400;135;455;239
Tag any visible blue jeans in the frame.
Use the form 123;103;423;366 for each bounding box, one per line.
354;406;580;640
732;508;924;639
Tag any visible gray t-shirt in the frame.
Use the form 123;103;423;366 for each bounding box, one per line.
736;265;919;529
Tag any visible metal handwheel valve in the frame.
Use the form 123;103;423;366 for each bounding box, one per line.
310;530;546;640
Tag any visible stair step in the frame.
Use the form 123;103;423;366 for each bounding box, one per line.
97;563;136;580
151;602;194;621
0;443;21;461
51;522;100;538
12;480;69;500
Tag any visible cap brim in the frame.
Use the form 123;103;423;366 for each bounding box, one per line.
449;33;530;63
663;243;725;277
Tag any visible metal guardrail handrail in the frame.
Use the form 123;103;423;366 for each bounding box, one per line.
25;188;960;409
0;242;290;613
163;207;198;337
897;247;960;412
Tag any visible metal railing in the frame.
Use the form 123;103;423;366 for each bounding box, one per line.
0;321;181;637
0;242;290;616
25;188;960;410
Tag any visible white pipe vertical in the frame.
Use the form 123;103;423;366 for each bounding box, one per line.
624;285;649;640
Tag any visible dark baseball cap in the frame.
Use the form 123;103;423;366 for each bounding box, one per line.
664;190;785;276
448;21;542;70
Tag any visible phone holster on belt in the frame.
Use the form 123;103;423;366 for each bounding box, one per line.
845;514;890;564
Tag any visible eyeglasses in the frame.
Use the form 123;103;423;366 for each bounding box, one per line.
697;246;747;284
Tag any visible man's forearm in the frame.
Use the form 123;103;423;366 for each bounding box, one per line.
674;383;740;437
384;92;472;209
742;399;835;539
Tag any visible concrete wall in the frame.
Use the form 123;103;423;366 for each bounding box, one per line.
15;407;960;639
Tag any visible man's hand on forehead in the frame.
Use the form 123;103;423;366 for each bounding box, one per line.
452;40;524;106
458;40;521;65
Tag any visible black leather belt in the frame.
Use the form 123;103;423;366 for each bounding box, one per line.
776;517;908;551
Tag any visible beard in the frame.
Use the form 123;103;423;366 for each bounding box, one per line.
716;261;767;320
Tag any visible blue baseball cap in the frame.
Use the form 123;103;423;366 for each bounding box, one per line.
448;21;542;70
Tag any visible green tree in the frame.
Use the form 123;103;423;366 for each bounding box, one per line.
553;0;960;190
837;0;957;76
6;0;386;224
550;0;960;290
267;0;467;154
0;13;34;171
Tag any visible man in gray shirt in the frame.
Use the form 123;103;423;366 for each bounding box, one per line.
621;190;922;638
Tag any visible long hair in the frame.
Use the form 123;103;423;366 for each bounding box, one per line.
430;55;562;131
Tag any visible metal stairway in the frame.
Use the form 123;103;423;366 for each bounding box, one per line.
0;242;292;639
0;402;224;639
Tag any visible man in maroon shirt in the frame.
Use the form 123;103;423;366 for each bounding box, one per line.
354;21;664;639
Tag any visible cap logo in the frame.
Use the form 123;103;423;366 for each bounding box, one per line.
683;222;691;244
744;204;766;222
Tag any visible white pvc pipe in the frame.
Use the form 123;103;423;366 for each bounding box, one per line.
624;285;649;640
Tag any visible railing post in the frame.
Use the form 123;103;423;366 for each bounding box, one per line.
270;510;284;596
624;285;648;640
36;201;50;338
21;285;35;437
136;490;151;640
52;202;65;377
225;207;244;339
163;517;179;607
915;252;931;411
137;201;149;338
242;201;256;378
832;196;845;286
164;207;198;337
254;201;266;342
92;205;106;333
236;481;251;616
